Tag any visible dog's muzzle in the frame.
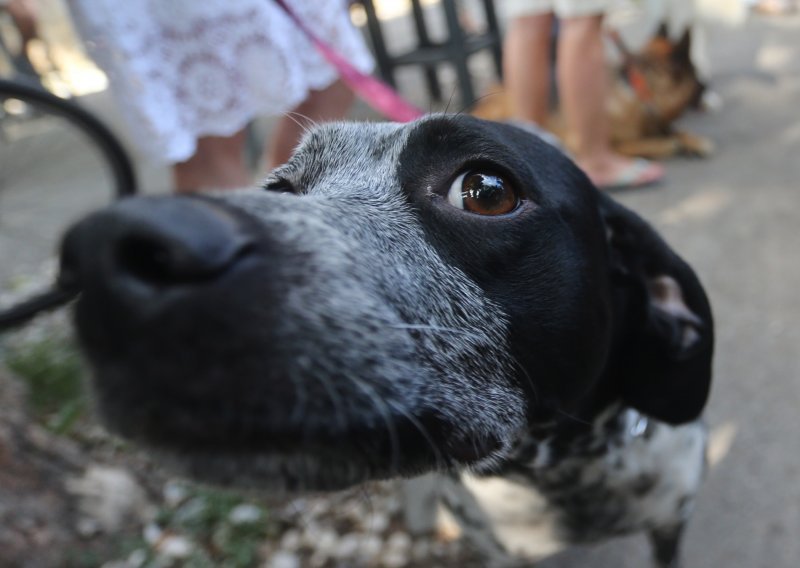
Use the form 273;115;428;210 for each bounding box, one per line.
59;196;294;446
59;194;522;489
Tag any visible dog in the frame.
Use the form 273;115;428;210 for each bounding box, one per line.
59;115;714;567
472;25;714;160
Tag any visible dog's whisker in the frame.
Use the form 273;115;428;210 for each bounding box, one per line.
444;84;458;115
556;408;592;427
285;109;316;126
455;92;494;118
305;370;349;433
511;355;539;404
287;369;309;425
457;87;507;119
390;323;472;336
387;400;447;472
280;111;308;135
345;381;441;471
354;483;376;514
283;110;317;135
346;375;402;473
354;484;385;535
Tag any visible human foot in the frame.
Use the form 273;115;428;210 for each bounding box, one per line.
578;155;665;191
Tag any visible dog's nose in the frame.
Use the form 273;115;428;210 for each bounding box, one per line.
60;196;255;296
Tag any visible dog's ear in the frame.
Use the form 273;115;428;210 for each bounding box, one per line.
599;193;713;424
672;29;692;63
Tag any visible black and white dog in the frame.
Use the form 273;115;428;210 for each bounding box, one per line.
60;116;713;567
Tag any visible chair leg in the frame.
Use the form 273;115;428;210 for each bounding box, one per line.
442;0;476;108
359;0;397;88
481;0;504;81
410;0;442;102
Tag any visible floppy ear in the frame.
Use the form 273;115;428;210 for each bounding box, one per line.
599;193;713;424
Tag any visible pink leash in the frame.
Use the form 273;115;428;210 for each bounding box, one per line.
273;0;424;122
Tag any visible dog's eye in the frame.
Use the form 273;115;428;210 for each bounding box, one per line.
447;171;518;215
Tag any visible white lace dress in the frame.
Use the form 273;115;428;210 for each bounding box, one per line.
66;0;374;163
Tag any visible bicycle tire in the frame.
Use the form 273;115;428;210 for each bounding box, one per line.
0;78;136;198
0;78;137;331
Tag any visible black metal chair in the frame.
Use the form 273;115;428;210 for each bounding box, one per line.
356;0;503;109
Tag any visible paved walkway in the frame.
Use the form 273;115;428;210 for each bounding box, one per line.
612;14;800;568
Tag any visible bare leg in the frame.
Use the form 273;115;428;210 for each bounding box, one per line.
557;15;663;188
265;79;354;170
173;80;352;191
173;130;250;193
6;0;38;45
503;13;554;125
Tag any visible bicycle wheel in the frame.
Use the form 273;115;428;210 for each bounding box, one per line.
0;77;136;330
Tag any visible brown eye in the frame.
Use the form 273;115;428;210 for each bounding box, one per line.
447;171;519;215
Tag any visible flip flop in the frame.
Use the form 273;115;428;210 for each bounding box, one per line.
594;158;665;192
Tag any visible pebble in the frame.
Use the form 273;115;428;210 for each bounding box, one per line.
308;499;330;516
157;535;193;559
359;533;384;559
67;466;147;533
142;523;163;546
267;551;301;568
334;533;362;558
382;532;412;568
127;549;148;567
300;522;324;547
386;531;412;553
384;495;402;515
172;496;206;525
76;518;100;538
365;511;390;533
309;550;329;567
411;540;431;561
280;529;302;551
162;481;188;508
315;528;339;553
229;503;263;525
382;550;408;568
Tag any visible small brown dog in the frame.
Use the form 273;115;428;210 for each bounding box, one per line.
472;26;714;159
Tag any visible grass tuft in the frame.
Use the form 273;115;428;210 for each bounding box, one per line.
5;334;88;434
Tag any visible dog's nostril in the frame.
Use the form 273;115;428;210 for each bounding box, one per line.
115;235;184;285
61;196;257;292
113;231;254;286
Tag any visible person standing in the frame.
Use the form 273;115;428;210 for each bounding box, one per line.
503;1;665;190
67;0;374;191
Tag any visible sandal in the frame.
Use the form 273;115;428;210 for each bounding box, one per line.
593;158;665;191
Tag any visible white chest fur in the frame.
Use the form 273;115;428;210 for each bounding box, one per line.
461;407;707;558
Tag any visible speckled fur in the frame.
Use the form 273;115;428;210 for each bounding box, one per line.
502;406;707;546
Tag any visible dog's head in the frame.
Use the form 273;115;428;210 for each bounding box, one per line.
60;116;713;490
636;26;706;121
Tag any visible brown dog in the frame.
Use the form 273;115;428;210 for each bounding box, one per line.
472;26;714;160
